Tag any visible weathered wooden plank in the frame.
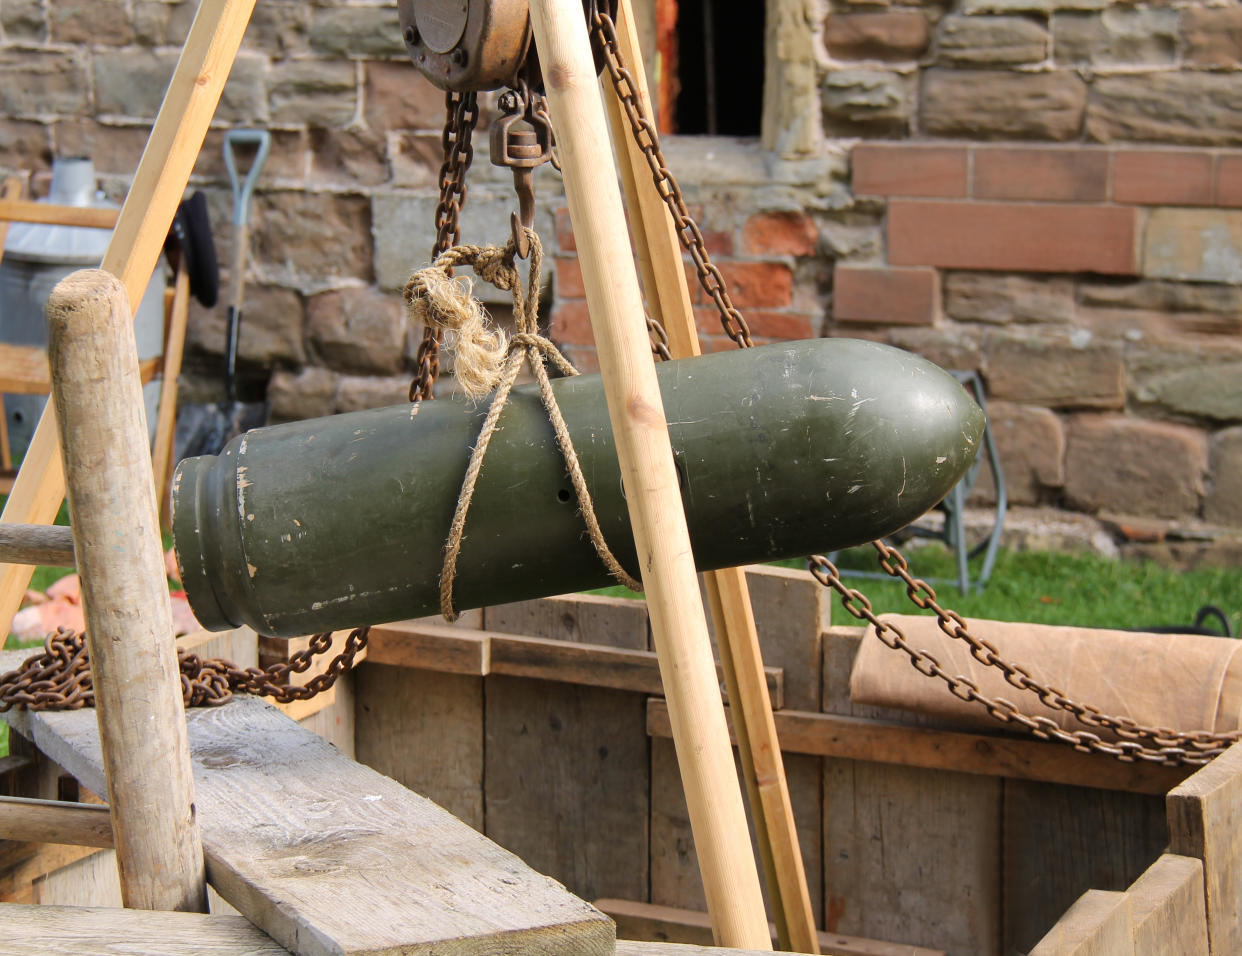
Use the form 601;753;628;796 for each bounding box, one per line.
6;697;615;956
599;898;944;956
26;846;122;907
354;664;485;832
1005;781;1167;956
1125;854;1208;956
645;700;1183;795
1029;890;1134;956
615;942;772;956
0;842;106;904
484;593;650;649
0;796;113;848
0;902;291;954
739;565;828;712
1167;740;1242;956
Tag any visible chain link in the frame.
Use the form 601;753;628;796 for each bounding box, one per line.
410;90;480;403
0;626;369;712
591;9;1232;768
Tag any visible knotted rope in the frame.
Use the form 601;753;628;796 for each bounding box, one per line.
403;230;642;621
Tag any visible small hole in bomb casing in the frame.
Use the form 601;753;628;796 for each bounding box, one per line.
556;488;571;503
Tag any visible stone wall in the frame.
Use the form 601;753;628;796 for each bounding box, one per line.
0;0;1239;545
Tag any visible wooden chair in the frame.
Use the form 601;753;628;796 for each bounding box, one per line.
0;177;190;519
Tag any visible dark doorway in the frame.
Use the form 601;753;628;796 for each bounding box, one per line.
672;0;765;136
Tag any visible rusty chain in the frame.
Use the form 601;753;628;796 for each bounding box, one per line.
410;89;481;402
590;8;1236;768
0;626;369;712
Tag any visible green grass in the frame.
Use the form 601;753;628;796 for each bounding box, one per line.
590;544;1242;637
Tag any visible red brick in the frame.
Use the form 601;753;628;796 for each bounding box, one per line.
1112;149;1214;206
555;207;575;253
852;143;968;198
1216;154;1242;207
549;299;593;346
713;261;794;309
833;266;938;326
825;11;929;60
555;257;586;300
972;147;1108;202
695;307;815;341
741;211;818;257
888;201;1137;275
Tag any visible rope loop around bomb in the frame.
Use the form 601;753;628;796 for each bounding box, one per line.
403;230;642;621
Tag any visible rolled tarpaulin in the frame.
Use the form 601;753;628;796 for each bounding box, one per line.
850;614;1242;739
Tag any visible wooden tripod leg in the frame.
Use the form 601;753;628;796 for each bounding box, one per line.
603;2;821;951
528;0;771;948
48;269;205;911
0;0;258;638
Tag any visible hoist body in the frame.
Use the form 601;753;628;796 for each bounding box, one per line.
171;338;984;638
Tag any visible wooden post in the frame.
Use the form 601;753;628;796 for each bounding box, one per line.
526;0;770;947
0;0;258;638
603;3;820;951
0;524;75;567
47;269;206;912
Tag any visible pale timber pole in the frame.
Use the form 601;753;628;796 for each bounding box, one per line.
47;269;206;912
526;0;771;947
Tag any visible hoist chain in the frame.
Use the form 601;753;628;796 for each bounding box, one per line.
0;626;369;712
590;8;1233;768
411;90;481;402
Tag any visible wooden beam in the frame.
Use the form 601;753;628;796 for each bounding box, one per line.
1124;854;1209;956
366;620;784;706
0;903;291;955
0;201;118;230
1028;890;1134;956
0;0;258;639
0;842;104;905
0;796;113;848
47;270;205;912
0;524;75;568
598;898;945;956
646;699;1189;795
5;696;616;955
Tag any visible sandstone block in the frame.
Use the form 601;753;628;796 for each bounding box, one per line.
187;284;307;367
1182;7;1242;69
819;215;883;259
0;50;87;117
268;366;337;423
371;193;555;302
825;11;930;60
822;68;912;136
1064;415;1207;519
922;69;1086;141
944;273;1074;324
94;49;179;118
1079;279;1242;315
310;6;406;58
365;61;446;131
1053;9;1178;67
310;127;388;187
50;0;134;44
193;128;307;185
937;15;1047;65
984;333;1124;408
216;53;268;124
962;0;1107;12
1144;209;1242;284
833;266;937;325
852;143;968;198
255;192;373;287
388;131;442;188
741;211;818;257
0;119;51;174
307;286;406;375
1;0;46;40
1205;427;1242;525
1129;348;1242;424
1112;149;1213;206
1089;73;1242;146
132;0;194;47
972;401;1065;506
972;146;1107;201
884;326;984;371
241;0;311;57
269;60;357;127
889;201;1137;275
54;120;150;177
335;375;413;414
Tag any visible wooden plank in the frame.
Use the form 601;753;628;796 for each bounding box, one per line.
0;902;291;954
0;796;113;848
616;942;773;956
0;200;118;230
1167;740;1242;956
367;621;784;705
599;898;945;956
26;846;122;908
0;842;104;904
6;697;615;955
1004;781;1167;956
0;523;75;567
1124;854;1209;956
1029;890;1134;956
645;699;1184;795
354;664;484;831
484;593;650;649
0;344;51;394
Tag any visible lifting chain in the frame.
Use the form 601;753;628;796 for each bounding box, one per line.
588;7;1237;768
